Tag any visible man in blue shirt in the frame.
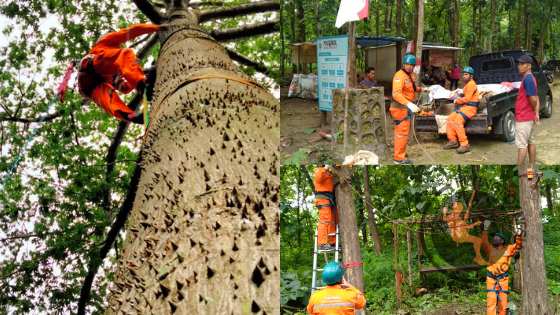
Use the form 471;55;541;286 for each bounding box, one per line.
359;67;378;88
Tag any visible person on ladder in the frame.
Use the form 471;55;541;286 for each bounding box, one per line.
443;66;480;154
314;166;337;251
483;221;523;315
390;54;427;165
306;261;366;315
77;23;160;124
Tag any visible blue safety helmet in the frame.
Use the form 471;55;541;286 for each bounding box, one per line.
463;66;475;75
322;261;345;285
402;54;416;65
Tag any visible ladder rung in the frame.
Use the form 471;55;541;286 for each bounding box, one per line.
314;268;324;271
316;249;340;253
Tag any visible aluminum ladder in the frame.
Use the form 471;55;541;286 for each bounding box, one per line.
311;224;341;291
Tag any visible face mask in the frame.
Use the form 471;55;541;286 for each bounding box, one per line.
492;236;504;247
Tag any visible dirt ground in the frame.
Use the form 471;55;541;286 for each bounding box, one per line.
281;76;560;165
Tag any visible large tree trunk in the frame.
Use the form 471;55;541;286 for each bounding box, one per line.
519;169;549;314
334;167;364;292
363;166;382;255
105;9;279;314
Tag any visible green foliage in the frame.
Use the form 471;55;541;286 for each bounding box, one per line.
281;165;560;313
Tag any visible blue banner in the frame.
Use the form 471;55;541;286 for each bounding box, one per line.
317;35;348;112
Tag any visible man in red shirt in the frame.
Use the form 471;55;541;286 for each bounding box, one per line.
514;55;539;179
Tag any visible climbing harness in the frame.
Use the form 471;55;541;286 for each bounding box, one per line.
485;271;510;303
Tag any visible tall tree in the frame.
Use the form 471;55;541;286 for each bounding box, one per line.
414;0;424;69
333;167;364;292
83;1;280;314
363;166;382;255
395;0;402;36
518;170;549;313
295;0;306;42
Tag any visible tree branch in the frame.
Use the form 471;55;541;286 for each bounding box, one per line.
77;153;144;315
101;92;144;213
225;48;270;75
190;1;225;8
0;111;62;123
211;20;278;42
132;0;163;24
198;1;279;23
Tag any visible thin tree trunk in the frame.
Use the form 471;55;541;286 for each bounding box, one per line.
514;0;522;48
348;22;357;87
295;0;305;43
334;167;364;292
519;168;549;314
290;0;296;73
296;168;302;245
376;0;381;36
546;182;554;212
414;0;424;72
363;166;382;255
280;0;285;79
106;10;279;314
489;0;496;51
396;0;402;35
524;0;531;50
538;20;548;62
315;0;320;38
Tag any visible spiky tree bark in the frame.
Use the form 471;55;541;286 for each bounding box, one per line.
333;167;364;292
95;1;280;314
518;168;549;314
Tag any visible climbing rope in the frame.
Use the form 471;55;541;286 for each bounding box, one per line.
0;97;59;189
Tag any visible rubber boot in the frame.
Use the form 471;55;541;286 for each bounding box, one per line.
443;141;459;149
456;145;471;154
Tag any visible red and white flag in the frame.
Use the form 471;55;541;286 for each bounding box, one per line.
335;0;369;28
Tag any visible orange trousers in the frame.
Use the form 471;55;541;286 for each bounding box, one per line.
390;107;411;161
316;198;337;246
486;275;509;315
447;106;476;146
91;48;145;120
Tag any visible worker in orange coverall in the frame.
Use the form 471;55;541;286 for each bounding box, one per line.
443;66;480;154
306;261;366;315
483;220;523;315
78;23;160;123
314;166;337;251
391;53;427;165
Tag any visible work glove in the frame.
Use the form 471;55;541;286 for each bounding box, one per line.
324;165;334;173
406;102;420;113
483;219;491;230
514;223;523;236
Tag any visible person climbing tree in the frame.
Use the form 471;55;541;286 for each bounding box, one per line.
442;199;487;265
485;225;523;315
77;23;160;124
314;165;337;251
306;261;366;315
481;220;509;264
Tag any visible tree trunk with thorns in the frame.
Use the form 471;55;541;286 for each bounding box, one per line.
103;3;279;314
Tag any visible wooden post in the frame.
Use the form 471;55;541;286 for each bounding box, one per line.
518;166;549;314
414;0;424;77
407;229;413;286
348;22;357;88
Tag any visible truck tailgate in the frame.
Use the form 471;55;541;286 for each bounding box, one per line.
414;114;491;134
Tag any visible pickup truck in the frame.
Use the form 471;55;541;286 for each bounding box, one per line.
415;50;553;142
